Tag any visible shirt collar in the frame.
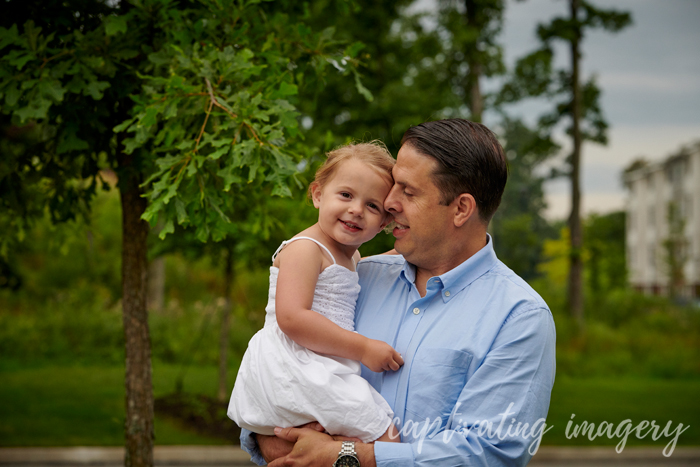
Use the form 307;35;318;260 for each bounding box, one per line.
399;234;499;302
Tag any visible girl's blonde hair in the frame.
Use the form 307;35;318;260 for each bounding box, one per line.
308;141;395;198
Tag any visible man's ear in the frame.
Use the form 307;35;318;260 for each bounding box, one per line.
453;193;477;227
310;182;322;209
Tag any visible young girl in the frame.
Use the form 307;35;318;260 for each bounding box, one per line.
228;142;402;443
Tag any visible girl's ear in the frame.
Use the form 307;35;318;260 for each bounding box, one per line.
310;182;322;209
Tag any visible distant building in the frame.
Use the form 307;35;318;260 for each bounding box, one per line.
623;142;700;299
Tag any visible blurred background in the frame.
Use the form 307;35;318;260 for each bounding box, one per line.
1;0;698;454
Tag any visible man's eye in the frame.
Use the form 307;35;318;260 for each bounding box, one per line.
404;190;413;197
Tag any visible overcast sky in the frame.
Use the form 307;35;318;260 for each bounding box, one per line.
412;0;700;219
499;0;700;219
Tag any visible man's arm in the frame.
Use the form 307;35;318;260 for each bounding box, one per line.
240;424;326;465
240;429;266;466
373;308;555;467
268;428;376;467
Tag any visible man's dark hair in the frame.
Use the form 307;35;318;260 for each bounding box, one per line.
401;119;508;223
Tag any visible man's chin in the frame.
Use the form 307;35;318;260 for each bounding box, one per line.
393;237;408;255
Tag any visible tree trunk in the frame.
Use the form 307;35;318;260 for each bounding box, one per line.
568;0;584;324
120;165;154;467
217;246;234;402
464;0;483;122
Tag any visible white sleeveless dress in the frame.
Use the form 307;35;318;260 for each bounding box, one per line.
227;237;393;443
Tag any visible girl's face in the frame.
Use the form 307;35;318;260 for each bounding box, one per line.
311;158;393;249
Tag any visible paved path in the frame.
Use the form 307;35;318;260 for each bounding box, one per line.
1;446;699;466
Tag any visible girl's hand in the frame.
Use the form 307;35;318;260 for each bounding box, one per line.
361;339;404;372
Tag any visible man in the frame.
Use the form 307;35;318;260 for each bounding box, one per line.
242;119;556;466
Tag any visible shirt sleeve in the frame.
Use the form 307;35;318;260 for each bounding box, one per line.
240;428;266;465
374;307;556;467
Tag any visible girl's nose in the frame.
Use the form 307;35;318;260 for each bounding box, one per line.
348;201;363;217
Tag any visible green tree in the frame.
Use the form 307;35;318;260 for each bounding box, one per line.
490;118;559;280
498;0;631;323
663;202;688;300
294;0;509;155
0;1;364;464
585;210;626;297
437;0;507;122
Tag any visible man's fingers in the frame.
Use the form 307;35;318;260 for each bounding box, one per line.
299;421;325;432
274;426;301;442
267;456;287;467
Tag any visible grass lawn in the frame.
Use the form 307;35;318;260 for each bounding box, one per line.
1;364;698;447
0;363;231;446
544;376;700;447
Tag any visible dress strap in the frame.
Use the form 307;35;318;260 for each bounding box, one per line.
271;236;337;265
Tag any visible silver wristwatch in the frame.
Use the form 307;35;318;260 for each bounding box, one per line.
333;441;360;467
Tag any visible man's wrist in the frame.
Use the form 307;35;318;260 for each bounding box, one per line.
333;441;360;467
354;442;376;467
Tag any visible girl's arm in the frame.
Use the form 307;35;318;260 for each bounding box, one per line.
275;240;403;372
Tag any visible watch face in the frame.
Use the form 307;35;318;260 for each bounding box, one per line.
335;455;360;467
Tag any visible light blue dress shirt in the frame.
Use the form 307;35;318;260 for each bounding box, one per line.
240;237;556;466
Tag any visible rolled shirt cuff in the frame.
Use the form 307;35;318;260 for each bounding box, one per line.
374;441;414;467
240;428;266;466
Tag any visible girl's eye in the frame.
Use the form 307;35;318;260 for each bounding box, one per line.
340;192;351;198
367;203;379;211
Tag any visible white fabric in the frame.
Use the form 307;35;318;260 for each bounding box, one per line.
227;238;393;442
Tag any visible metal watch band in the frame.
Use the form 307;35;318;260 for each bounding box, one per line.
340;441;357;456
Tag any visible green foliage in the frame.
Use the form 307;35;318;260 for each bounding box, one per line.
291;0;508;152
531;219;700;379
663;201;689;298
490;118;559;280
120;1;358;241
0;0;369;257
586;211;626;296
553;301;700;379
0;284;124;365
0;3;123;246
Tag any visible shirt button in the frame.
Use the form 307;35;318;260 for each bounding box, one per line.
412;307;420;315
445;291;451;297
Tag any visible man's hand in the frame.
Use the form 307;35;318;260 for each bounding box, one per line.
258;422;325;464
267;427;340;467
361;339;404;372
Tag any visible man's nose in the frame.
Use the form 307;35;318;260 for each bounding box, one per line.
384;185;400;213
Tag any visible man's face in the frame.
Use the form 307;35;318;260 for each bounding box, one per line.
384;144;454;268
